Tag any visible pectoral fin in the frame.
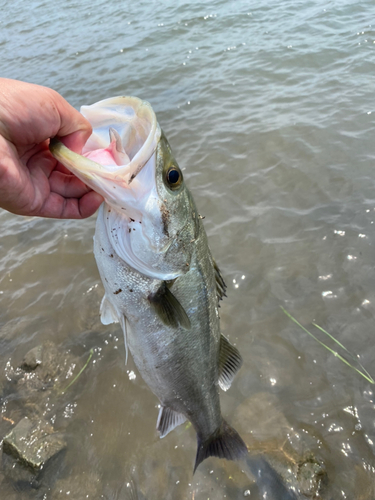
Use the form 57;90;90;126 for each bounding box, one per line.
100;295;119;325
100;295;129;364
157;406;187;438
120;315;129;365
148;283;191;330
218;334;243;391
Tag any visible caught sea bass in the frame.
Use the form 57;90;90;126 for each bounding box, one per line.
50;97;248;471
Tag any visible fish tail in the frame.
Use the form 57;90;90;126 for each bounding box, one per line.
194;419;248;473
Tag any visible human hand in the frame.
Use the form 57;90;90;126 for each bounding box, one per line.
0;78;104;218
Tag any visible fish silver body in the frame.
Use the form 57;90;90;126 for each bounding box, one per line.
49;97;247;471
94;194;220;442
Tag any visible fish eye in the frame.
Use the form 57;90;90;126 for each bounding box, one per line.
168;168;180;184
166;166;183;190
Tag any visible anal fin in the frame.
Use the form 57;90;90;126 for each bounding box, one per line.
218;334;243;391
148;282;191;330
156;406;187;438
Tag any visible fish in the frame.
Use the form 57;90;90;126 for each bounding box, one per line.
49;96;248;472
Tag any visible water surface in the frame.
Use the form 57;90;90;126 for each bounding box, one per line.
1;0;375;498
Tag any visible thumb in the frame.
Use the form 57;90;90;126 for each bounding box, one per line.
49;89;92;154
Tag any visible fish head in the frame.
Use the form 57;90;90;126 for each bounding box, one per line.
50;96;199;280
150;130;200;272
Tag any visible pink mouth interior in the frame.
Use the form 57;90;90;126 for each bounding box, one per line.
83;139;119;167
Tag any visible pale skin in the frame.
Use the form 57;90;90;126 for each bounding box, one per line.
0;78;104;218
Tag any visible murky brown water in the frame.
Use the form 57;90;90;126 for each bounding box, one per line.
1;0;375;498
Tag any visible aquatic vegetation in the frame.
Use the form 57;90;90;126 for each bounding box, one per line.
281;307;374;385
61;348;94;394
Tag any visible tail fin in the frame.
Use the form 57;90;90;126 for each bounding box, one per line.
194;419;248;473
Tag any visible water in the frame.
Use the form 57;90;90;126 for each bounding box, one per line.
1;0;375;498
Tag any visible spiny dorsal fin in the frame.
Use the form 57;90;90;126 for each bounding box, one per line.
218;334;243;391
156;406;187;438
213;259;227;302
148;282;191;330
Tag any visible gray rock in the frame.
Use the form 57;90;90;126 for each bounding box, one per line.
18;341;79;394
12;342;81;422
21;346;43;371
296;457;326;497
2;416;66;489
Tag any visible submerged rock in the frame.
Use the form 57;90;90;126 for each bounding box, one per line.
21;346;43;371
233;392;327;498
17;341;79;395
295;456;326;498
2;416;66;489
3;341;80;423
51;472;103;499
0;341;94;494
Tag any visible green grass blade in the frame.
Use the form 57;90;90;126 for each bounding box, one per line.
312;323;348;352
61;348;94;394
281;307;374;384
312;322;374;381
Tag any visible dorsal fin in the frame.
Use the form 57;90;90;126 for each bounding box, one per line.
156;406;187;438
218;334;243;391
213;259;227;302
148;282;191;330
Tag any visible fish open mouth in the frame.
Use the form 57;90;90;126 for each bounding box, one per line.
50;96;180;278
49;96;161;209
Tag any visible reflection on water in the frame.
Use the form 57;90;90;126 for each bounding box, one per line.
1;0;375;498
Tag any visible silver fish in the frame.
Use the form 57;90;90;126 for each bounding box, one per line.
50;96;247;471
